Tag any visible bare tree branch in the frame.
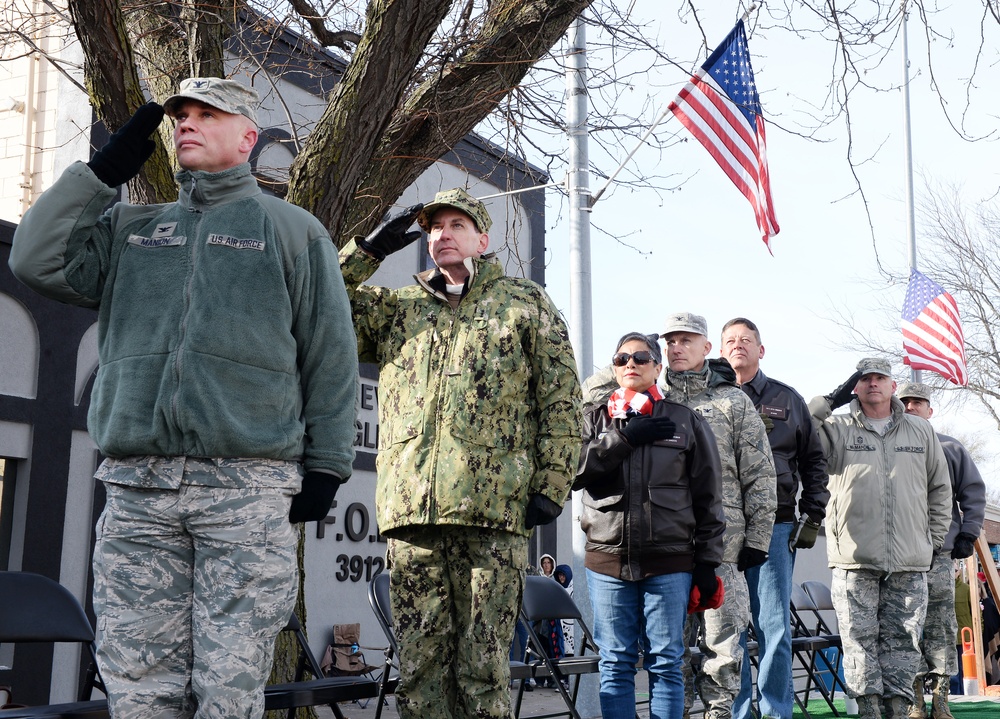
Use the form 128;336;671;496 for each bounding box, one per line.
286;0;361;51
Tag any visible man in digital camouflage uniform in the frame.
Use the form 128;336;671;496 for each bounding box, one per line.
583;312;776;719
810;359;952;719
9;78;358;717
895;382;986;719
721;318;829;719
339;188;582;719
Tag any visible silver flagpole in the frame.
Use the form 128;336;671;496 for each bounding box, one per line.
901;0;921;382
567;19;593;381
566;14;600;718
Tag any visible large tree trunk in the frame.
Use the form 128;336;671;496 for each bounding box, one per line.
339;0;592;243
67;0;176;204
286;0;453;237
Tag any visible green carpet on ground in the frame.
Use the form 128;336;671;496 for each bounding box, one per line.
792;697;999;718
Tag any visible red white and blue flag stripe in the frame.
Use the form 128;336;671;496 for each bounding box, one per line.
901;268;968;386
668;20;779;253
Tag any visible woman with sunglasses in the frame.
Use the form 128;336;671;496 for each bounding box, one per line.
575;332;726;719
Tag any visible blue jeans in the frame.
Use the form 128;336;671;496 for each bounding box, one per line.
734;521;795;719
587;568;691;719
510;619;528;663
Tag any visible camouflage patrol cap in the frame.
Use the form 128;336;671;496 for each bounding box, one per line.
897;381;932;401
661;312;708;338
416;188;493;233
856;357;892;377
163;77;259;125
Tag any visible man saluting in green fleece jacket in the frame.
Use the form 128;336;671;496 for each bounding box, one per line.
8;77;358;719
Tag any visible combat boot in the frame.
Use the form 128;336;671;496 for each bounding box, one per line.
884;695;909;719
857;694;883;719
908;675;927;719
929;674;954;719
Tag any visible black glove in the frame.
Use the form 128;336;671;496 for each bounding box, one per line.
951;532;978;559
789;516;822;551
737;547;768;572
87;102;164;187
525;493;563;529
358;204;424;260
758;412;774;433
824;370;863;410
621;416;676;446
289;471;342;523
692;563;717;601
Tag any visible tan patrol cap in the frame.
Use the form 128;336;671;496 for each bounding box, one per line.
661;312;708;338
897;382;932;401
163;77;259;125
416;188;493;233
856;357;892;377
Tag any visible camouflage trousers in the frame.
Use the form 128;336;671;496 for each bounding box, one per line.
93;481;299;719
917;551;958;679
387;525;526;719
831;568;927;701
684;561;750;719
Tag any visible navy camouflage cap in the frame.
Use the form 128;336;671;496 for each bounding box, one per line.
896;381;932;401
163;77;259;125
661;312;708;338
856;357;892;377
416;188;493;233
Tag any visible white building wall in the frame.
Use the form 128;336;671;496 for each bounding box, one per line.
0;53;32;222
0;2;89;223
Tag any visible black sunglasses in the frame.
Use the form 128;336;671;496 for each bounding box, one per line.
612;351;655;367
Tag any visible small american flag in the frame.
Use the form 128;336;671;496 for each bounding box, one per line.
901;268;968;386
668;20;779;253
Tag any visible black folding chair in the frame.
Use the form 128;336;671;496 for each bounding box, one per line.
800;581;840;639
520;576;602;719
789;582;845;717
0;572;376;719
265;612;381;719
0;571;108;719
366;572;402;719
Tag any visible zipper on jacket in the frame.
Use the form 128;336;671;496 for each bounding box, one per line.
881;428;893;571
425;307;457;522
170;201;204;437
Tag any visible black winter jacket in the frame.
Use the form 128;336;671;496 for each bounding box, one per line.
741;370;829;523
575;398;726;581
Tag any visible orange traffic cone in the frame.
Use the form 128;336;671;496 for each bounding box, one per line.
961;626;980;696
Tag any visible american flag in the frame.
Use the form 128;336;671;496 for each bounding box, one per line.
668;20;779;253
901;268;968;386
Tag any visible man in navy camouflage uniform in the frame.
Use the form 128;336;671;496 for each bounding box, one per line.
339;188;582;719
9;78;358;718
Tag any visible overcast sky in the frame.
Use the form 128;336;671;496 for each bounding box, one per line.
539;2;1000;491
